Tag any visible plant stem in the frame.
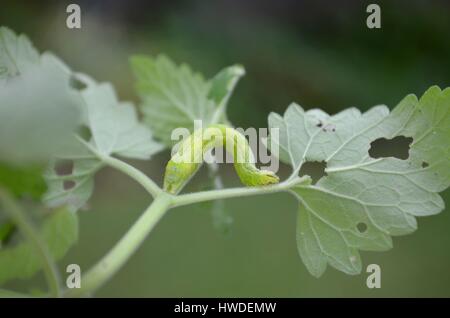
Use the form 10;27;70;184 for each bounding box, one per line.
173;176;309;207
65;192;172;297
102;155;162;198
66;128;307;296
75;135;162;198
0;188;61;298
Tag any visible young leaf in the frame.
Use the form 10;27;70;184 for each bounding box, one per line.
208;64;245;126
0;207;78;284
268;86;450;277
208;64;245;106
44;76;164;211
130;55;244;145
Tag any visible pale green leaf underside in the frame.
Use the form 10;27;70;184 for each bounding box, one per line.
131;54;244;145
208;64;245;105
0;208;78;284
0;26;39;82
0;26;163;213
208;64;245;126
44;76;164;211
0;27;82;164
269;86;450;277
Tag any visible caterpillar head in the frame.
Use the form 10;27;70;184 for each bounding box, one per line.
163;160;198;194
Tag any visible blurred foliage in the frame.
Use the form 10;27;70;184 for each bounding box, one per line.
0;207;78;285
0;163;46;200
1;0;449;296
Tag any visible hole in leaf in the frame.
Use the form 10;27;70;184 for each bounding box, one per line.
69;75;87;90
421;161;429;168
316;121;323;128
368;136;413;160
54;160;74;176
63;180;76;190
299;160;327;184
77;125;92;141
321;123;336;132
357;222;368;233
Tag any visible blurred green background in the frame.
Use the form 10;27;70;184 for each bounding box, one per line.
2;0;450;297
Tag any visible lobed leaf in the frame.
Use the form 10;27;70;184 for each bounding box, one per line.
268;86;450;276
44;76;164;211
130;55;244;145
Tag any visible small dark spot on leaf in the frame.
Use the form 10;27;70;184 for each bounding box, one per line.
357;222;368;233
421;161;429;168
55;160;74;176
317;121;323;128
368;136;413;160
63;180;76;190
321;123;336;133
299;160;327;184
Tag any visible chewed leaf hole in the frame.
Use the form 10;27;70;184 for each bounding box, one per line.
299;160;327;184
422;161;429;168
77;125;92;141
321;123;336;132
54;160;74;176
69;74;87;90
368;136;413;160
357;222;368;233
63;180;76;190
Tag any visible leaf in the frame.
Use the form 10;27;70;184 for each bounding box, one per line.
268;86;450;277
208;64;245;106
208;64;245;126
130;55;244;145
0;26;39;82
0;207;78;284
0;27;83;164
44;76;164;211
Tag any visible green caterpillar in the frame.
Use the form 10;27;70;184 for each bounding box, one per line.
163;124;279;194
